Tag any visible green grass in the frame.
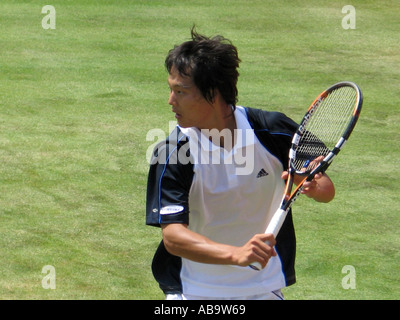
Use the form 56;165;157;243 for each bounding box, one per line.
0;0;399;299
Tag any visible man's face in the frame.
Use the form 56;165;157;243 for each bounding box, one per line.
167;66;214;129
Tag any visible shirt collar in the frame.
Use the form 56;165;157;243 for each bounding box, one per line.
179;106;255;152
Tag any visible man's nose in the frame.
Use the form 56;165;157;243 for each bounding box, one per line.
168;91;176;106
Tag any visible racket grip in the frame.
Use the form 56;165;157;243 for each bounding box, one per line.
265;208;288;237
249;262;262;270
248;208;288;271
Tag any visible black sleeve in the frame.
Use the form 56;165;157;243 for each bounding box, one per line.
146;127;194;227
145;127;193;295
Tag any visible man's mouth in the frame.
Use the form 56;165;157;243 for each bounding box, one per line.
172;109;181;118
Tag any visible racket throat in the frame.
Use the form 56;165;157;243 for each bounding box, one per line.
283;184;304;210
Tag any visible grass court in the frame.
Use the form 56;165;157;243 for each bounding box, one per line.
0;0;399;299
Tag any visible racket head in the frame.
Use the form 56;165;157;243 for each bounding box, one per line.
290;81;363;175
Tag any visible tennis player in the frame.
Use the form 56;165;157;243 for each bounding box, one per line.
146;28;335;300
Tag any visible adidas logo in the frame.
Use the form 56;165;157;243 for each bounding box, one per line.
256;168;269;178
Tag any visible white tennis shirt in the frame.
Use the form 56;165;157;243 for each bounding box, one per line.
176;107;286;297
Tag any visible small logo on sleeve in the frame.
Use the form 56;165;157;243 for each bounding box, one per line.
160;205;185;215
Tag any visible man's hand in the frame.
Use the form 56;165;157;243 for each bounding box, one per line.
232;233;276;269
281;156;335;203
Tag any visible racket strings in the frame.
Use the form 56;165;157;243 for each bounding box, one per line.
293;86;357;172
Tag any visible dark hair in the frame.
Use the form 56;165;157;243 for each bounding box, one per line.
165;27;241;107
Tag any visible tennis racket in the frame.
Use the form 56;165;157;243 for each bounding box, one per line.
250;81;363;270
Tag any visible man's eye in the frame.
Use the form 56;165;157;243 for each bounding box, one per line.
168;87;185;95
